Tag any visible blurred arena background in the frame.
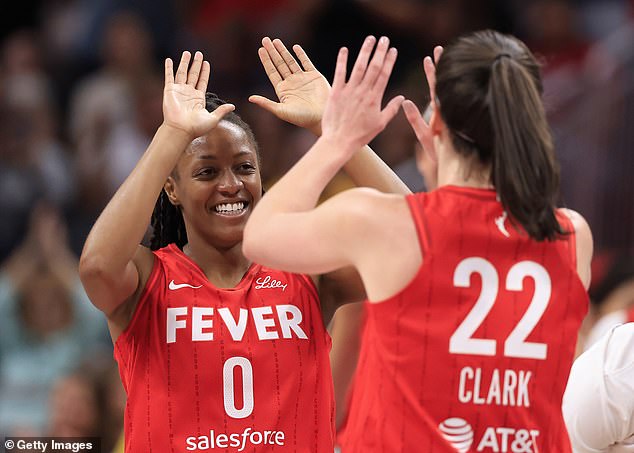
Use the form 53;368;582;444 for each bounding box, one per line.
1;0;633;450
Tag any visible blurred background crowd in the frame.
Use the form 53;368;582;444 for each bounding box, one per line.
1;0;633;450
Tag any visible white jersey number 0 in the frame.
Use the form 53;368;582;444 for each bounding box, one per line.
450;257;551;360
223;356;254;418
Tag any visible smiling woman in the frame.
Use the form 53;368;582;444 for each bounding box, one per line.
78;37;410;453
150;93;261;252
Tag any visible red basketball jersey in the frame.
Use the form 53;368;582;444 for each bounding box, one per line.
114;244;335;452
339;186;588;453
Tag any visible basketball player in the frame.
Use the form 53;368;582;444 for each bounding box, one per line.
243;30;593;452
78;39;409;452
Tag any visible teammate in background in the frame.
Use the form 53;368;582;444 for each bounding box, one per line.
243;29;593;452
563;322;634;452
78;38;409;452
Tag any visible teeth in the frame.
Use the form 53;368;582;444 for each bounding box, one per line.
215;202;245;213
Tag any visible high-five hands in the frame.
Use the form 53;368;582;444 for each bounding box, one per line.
402;46;443;162
162;51;235;138
321;36;404;155
250;38;330;135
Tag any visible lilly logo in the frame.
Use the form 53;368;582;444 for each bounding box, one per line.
438;417;474;453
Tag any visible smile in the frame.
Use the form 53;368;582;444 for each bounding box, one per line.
213;202;248;216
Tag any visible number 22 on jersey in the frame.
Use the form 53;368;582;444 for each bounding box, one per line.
450;257;551;360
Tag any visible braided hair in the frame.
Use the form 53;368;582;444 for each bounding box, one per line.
148;93;259;251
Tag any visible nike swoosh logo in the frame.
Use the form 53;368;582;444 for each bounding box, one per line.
168;280;203;290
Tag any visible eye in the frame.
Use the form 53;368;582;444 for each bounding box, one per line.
195;167;217;178
236;162;256;173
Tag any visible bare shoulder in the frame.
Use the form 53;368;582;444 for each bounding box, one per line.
558;208;593;289
559;208;591;234
330;188;410;220
331;189;420;302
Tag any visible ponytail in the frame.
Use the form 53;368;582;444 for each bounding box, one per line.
435;29;566;241
488;56;564;241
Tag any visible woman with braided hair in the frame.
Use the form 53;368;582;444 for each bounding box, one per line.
78;37;408;452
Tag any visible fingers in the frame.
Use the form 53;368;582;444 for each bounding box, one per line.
171;51;210;91
424;56;437;104
165;58;174;86
186;51;204;85
381;95;405;125
362;36;391;89
426;46;443;105
332;47;349;90
372;46;398;95
248;94;280;115
262;37;292;79
348;36;376;85
272;38;302;74
433;46;444;64
175;51;191;84
258;47;283;86
212;103;236;122
402;100;428;142
292;44;316;71
196;60;211;92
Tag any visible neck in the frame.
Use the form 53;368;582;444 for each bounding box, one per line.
436;138;493;190
183;237;252;288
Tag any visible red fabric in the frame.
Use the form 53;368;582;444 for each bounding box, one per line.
627;305;634;323
340;186;588;453
115;244;335;452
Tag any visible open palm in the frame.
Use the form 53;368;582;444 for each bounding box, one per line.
250;38;330;135
163;51;234;138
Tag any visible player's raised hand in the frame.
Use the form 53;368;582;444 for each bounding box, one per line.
163;51;235;138
249;37;330;135
402;45;443;159
321;36;404;154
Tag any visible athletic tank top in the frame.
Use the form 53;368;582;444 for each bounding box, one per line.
340;186;588;453
114;244;334;452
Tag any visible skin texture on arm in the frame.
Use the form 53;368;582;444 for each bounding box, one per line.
329;301;365;429
561;208;593;290
79;51;235;336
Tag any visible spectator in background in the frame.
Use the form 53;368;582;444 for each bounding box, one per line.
0;29;75;261
47;360;125;452
0;202;110;436
68;10;157;203
66;10;160;254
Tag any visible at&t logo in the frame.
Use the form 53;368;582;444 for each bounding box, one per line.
438;417;474;452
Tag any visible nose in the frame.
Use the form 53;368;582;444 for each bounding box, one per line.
217;169;244;194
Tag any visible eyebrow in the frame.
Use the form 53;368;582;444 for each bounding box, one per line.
196;151;254;160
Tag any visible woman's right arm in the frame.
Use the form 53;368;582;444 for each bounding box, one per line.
561;208;593;290
79;51;234;327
